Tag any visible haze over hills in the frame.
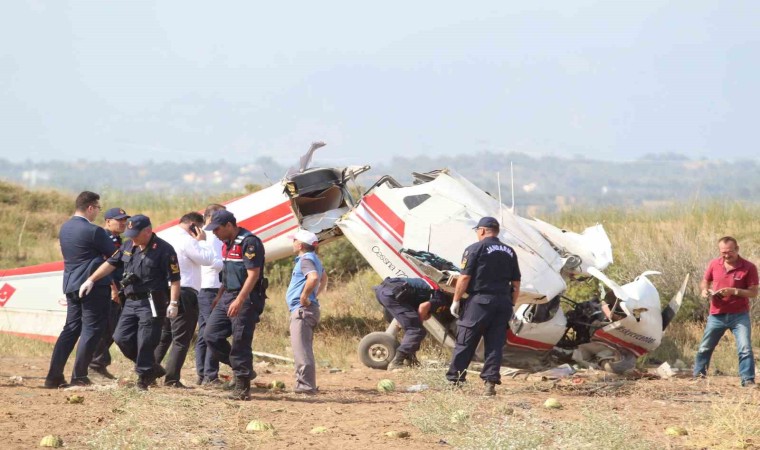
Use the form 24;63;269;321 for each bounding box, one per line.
1;153;757;213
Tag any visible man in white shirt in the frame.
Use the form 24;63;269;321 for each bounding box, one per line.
154;212;218;388
195;204;226;385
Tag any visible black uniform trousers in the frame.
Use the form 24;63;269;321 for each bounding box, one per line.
376;290;427;355
154;287;199;383
45;285;110;383
113;293;166;377
203;290;259;379
90;298;122;370
195;288;220;382
446;293;512;384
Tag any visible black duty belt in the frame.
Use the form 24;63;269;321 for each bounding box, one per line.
472;291;509;296
201;288;219;293
181;287;199;296
126;293;150;300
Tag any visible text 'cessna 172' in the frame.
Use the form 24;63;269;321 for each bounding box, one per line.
0;143;687;373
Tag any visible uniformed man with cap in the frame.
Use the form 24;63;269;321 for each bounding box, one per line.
446;216;521;396
89;207;130;380
203;210;266;400
374;277;449;370
80;214;181;390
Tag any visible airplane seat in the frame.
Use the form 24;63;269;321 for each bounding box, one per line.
288;168;341;194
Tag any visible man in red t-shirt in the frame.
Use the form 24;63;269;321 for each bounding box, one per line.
693;236;759;386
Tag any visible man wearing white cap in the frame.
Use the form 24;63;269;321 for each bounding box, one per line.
285;229;328;394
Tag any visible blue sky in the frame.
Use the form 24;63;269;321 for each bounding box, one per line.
2;1;758;165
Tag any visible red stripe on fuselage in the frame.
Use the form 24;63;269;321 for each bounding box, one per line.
0;261;65;277
238;202;295;235
355;208;435;287
363;194;404;240
506;330;555;351
594;329;648;356
0;330;57;343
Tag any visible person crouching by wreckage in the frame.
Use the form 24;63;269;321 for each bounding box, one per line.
285;229;328;394
203;210;267;401
373;277;448;370
80;215;181;390
446;217;521;397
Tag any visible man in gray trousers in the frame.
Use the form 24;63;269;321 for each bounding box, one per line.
285;229;327;394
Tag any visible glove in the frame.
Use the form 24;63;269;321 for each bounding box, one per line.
450;300;461;318
79;280;94;298
167;301;179;319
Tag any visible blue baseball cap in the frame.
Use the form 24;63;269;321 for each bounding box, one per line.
204;210;236;231
428;290;448;312
473;216;499;229
104;207;129;220
124;214;152;238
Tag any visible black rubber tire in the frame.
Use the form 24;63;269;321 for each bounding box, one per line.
601;349;637;374
357;332;399;370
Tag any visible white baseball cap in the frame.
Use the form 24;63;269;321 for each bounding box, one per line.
288;229;319;246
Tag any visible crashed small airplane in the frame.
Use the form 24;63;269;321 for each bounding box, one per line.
0;143;687;373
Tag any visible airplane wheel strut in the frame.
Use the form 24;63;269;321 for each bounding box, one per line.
358;332;399;370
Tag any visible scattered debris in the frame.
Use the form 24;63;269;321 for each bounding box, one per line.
672;359;688;370
329;368;343;373
656;362;676;380
66;394;84;404
269;380;286;390
310;426;329;434
406;384;429;393
253;351;294;364
529;364;576;381
543;398;562;409
9;376;23;385
665;426;688;436
385;431;410;439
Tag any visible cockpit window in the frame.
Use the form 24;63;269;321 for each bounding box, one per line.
403;194;431;210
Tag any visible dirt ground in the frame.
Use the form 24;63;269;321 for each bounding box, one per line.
1;355;759;449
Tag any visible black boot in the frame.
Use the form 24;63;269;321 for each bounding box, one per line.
228;377;250;401
387;352;408;371
406;353;421;368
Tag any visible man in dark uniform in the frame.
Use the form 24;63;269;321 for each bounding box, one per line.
446;217;521;396
203;210;266;401
80;215;181;390
373;277;448;370
90;207;130;380
44;191;116;388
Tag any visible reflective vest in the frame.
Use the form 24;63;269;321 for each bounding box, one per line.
221;229;255;291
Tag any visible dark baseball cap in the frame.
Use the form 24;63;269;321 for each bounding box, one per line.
473;216;499;229
204;210;236;231
124;214;152;238
104;207;130;220
429;290;448;312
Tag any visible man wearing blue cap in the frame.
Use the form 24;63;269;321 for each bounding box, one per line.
90;207;129;380
80;214;181;390
374;277;449;370
203;210;266;400
446;216;521;396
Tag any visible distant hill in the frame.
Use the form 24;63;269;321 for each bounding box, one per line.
1;153;758;213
